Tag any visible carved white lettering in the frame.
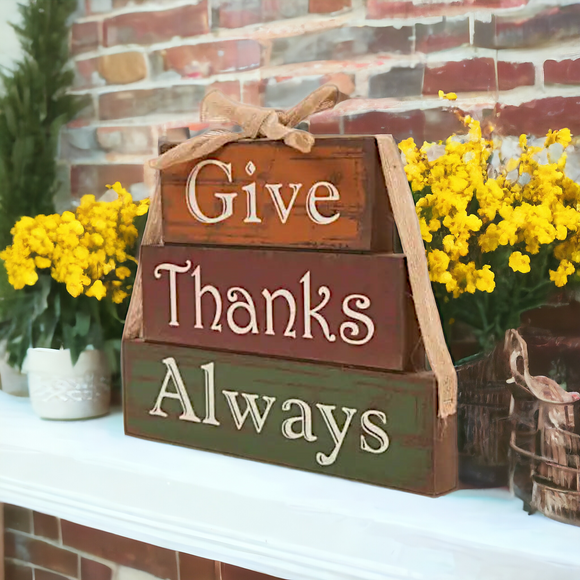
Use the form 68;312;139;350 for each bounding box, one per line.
192;265;222;332
300;271;336;342
340;294;375;346
201;362;220;426
242;182;261;224
187;159;236;223
149;357;200;422
185;160;343;226
154;261;192;327
315;404;357;466
227;287;259;335
360;410;390;454
222;391;276;433
265;183;302;224
281;398;317;441
262;288;297;338
306;181;340;225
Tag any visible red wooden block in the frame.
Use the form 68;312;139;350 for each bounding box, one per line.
141;245;422;372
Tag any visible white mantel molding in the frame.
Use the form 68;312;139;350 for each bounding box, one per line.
2;391;580;580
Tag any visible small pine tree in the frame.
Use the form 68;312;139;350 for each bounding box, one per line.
0;0;88;250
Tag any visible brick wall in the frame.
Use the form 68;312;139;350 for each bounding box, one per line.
3;504;280;580
63;0;580;200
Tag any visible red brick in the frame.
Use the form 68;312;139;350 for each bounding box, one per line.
158;40;261;78
423;58;496;94
104;3;208;47
207;80;241;101
344;109;425;142
4;532;78;577
261;0;310;21
215;0;308;28
545;59;580;85
71;164;144;198
75;57;100;89
178;553;216;580
369;66;424;98
4;560;33;580
35;571;70;580
81;558;113;580
217;0;261;28
309;0;351;13
61;520;178;580
99;85;205;121
309;111;342;134
367;0;464;18
265;76;326;108
112;0;178;6
33;512;60;541
474;4;580;49
4;505;32;533
270;26;412;66
367;0;526;18
498;61;535;91
67;99;97;129
496;97;580;136
222;564;282;580
71;21;100;55
242;80;265;106
423;107;468;142
471;0;528;7
416;18;469;53
96;126;155;155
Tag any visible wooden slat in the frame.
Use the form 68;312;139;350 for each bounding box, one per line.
122;339;457;497
140;244;423;372
160;137;394;252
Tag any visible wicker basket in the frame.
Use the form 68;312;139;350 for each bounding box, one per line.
456;342;512;487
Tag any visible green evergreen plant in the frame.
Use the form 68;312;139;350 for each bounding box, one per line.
0;0;89;359
0;0;88;250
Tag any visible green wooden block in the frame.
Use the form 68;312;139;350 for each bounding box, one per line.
123;339;457;497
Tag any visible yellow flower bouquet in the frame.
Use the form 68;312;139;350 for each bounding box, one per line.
0;182;149;371
400;116;580;356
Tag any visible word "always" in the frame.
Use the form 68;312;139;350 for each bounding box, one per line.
149;358;390;467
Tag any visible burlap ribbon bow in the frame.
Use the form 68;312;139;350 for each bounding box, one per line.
127;84;457;419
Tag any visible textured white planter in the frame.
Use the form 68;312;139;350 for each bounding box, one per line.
0;340;28;397
27;348;111;420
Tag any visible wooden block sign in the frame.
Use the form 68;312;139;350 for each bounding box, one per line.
160;137;394;251
141;244;421;372
123;339;456;496
122;129;457;498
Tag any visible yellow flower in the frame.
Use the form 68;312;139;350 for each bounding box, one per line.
476;265;495;293
438;90;457;101
85;280;107;300
34;256;51;269
508;251;531;273
115;266;131;280
550;259;575;287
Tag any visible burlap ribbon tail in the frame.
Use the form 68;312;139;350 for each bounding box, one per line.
123;85;458;419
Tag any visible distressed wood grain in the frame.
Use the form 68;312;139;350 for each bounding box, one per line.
122;339;457;497
141;244;423;372
159;136;395;251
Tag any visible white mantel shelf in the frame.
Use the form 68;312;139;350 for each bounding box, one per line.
2;391;580;580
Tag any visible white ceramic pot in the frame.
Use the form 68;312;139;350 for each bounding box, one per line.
0;341;28;397
26;348;111;420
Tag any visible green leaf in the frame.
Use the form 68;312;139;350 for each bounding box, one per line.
74;310;91;337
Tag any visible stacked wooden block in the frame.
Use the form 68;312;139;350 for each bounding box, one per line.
122;134;457;496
